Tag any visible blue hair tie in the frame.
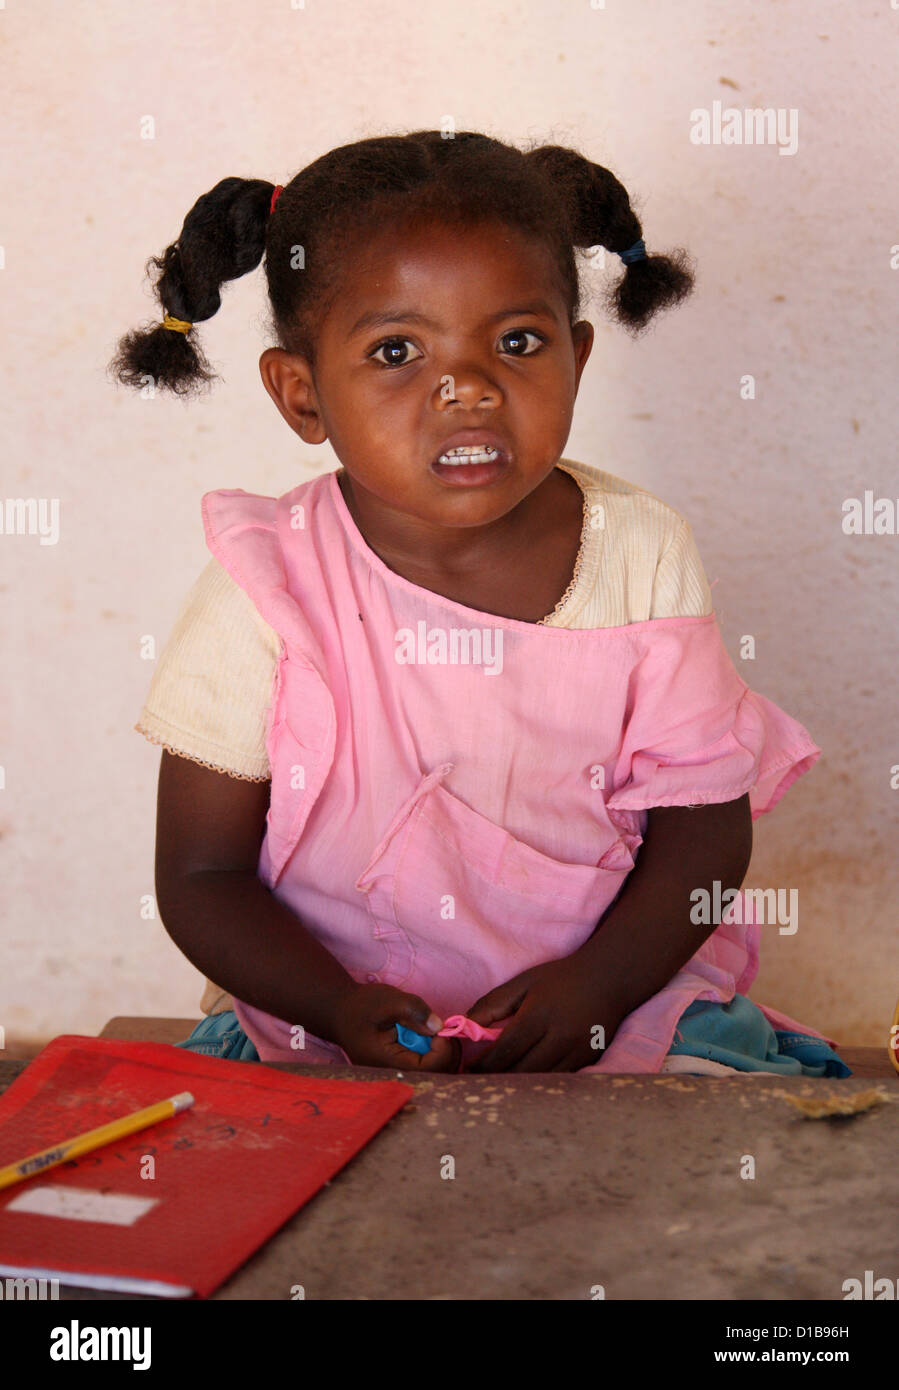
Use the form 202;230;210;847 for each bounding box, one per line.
618;239;647;266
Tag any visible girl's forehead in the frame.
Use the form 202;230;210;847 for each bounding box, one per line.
353;215;548;274
328;219;562;319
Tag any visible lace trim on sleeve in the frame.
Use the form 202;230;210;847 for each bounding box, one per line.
536;471;591;626
135;727;271;782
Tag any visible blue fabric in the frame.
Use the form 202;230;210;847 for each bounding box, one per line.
175;1012;260;1062
667;995;852;1077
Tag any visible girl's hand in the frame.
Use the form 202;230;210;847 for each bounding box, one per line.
331;981;462;1071
464;958;627;1073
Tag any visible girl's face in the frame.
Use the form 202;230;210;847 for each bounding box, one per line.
260;215;593;561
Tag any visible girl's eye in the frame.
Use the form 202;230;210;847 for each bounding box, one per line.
367;328;547;370
368;337;423;369
498;329;545;356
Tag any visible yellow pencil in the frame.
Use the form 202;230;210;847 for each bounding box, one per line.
0;1092;195;1192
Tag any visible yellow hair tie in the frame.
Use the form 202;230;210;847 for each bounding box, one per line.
161;314;193;334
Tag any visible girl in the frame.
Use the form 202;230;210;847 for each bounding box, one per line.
112;130;848;1078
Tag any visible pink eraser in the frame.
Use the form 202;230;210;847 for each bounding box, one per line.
437;1013;504;1043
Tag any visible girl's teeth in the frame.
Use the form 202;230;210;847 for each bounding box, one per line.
437;446;500;465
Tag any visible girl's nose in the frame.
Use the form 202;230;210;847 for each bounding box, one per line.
433;365;502;407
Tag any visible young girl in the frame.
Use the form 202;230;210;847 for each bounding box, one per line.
112;130;848;1079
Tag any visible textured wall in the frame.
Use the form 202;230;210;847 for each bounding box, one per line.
2;0;896;1051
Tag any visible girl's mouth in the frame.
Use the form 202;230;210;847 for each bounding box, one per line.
430;444;511;487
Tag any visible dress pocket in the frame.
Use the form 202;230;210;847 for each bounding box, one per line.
354;764;634;1016
263;650;337;888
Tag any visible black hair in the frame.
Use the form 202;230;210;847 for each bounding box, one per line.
108;131;695;397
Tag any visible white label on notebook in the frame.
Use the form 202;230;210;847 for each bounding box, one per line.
7;1186;159;1226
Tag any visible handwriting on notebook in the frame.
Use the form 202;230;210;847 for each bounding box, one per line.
58;1103;323;1171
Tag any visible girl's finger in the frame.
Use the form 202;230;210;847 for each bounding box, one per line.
506;1032;561;1073
470;1019;546;1073
467;977;529;1026
374;990;443;1035
418;1035;462;1072
385;1032;460;1072
549;1049;585;1072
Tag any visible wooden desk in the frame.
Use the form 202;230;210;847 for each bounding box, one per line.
0;1021;895;1300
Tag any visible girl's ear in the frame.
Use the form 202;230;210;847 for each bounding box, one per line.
571;319;594;390
258;347;328;443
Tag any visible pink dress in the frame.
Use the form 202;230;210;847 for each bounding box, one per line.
200;470;829;1073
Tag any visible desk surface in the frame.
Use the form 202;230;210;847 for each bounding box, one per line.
1;1021;896;1300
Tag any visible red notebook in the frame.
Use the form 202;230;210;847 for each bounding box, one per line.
0;1035;412;1298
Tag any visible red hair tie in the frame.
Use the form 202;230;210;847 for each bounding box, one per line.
270;184;284;216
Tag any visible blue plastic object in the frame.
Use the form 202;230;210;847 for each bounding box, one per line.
395;1023;432;1054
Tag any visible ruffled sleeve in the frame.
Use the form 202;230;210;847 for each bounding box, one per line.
605;615;821;820
133;557;281;781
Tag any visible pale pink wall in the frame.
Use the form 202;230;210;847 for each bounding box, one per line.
2;0;896;1050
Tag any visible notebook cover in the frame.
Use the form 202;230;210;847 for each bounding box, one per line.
0;1035;413;1297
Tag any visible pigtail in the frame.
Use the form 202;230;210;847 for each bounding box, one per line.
526;145;695;334
108;176;277;396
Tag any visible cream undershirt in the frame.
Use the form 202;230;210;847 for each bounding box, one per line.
135;457;714;1015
